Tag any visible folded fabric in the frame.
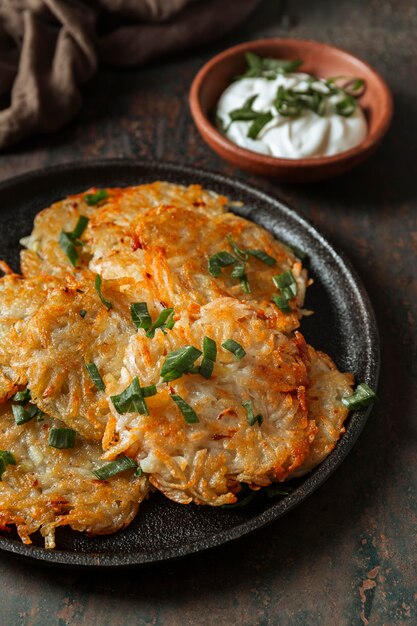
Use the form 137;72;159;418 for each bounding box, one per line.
0;0;261;149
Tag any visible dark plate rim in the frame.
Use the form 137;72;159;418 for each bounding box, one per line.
0;159;380;568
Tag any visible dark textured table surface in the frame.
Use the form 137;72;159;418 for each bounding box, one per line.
0;0;416;624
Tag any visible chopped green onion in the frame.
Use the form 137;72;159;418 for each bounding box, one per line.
230;261;247;279
141;384;157;398
203;336;217;361
199;358;214;379
272;293;292;313
242;400;263;426
238;53;303;80
170;394;199;424
290;244;306;261
239;275;251;293
0;450;16;479
341;383;376;410
94;274;113;310
273;270;297;299
247;249;276;266
130;302;152;331
264;484;292;498
85;362;105;391
222;339;246;360
79;309;87;318
12;403;42;425
208;251;236;277
71;216;89;239
226;234;248;261
160;346;202;382
12;388;31;404
111;377;148;415
84;189;109;206
135;467;143;477
59;231;78;266
146;308;175;338
248;111;273;139
48;428;76;449
93;455;137;480
336;94;357;116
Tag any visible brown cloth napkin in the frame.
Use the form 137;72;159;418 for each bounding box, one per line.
0;0;260;149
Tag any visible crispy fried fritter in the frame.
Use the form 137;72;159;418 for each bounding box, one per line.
102;298;316;505
0;403;147;548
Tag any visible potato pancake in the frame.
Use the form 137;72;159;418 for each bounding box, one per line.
0;403;147;548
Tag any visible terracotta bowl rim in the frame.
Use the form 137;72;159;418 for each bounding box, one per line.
189;37;393;169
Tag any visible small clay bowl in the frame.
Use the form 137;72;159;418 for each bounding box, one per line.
189;39;393;182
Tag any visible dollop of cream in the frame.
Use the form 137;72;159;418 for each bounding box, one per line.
216;73;367;159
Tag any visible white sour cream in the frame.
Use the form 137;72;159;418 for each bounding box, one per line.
216;73;367;159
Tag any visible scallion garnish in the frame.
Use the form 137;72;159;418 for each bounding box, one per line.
12;403;42;425
247;249;276;266
146;308;175;338
111;377;149;415
222;339;246;360
79;309;87;318
170;394;199;424
208;251;236;277
84;189;109;206
226;234;248;261
272;293;292;313
0;450;16;479
272;270;297;299
59;231;78;267
93;455;137;480
130;302;152;331
71;215;89;239
199;336;217;379
12;388;31;404
48;428;76;449
160;346;202;382
248;111;273;139
237;52;303;80
135;467;143;477
341;383;376;410
242;400;263;426
94;274;113;310
59;216;89;267
85;362;105;391
141;384;157;398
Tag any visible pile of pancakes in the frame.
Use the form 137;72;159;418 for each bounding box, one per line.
0;182;353;548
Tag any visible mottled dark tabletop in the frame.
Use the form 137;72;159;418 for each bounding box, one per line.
0;0;416;624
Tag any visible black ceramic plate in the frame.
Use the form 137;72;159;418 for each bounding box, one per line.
0;160;379;568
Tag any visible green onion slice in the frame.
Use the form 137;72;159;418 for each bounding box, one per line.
94;274;113;310
272;293;292;313
273;269;297;299
12;403;42;425
93;455;137;480
12;388;31;404
59;231;78;267
199;358;214;379
170;394;199;424
222;339;246;360
341;383;376;410
85;362;105;391
160;346;202;382
130;302;152;331
230;261;246;279
141;384;157;398
242;400;263;426
146;308;175;338
111;377;148;415
226;234;248;261
247;249;276;266
48;428;76;449
84;189;109;206
208;251;236;277
0;450;16;479
71;215;89;239
248;111;273;139
135;467;143;477
79;309;87;318
203;336;217;361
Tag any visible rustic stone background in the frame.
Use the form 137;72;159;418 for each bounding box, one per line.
0;0;416;624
